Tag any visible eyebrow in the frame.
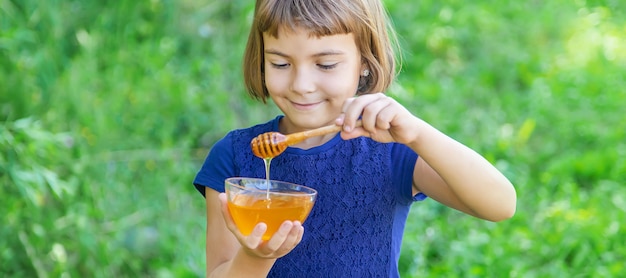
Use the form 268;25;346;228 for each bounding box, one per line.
264;49;345;58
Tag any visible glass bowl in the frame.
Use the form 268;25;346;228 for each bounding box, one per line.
225;177;317;240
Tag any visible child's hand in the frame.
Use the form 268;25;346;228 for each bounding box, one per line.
336;93;423;145
218;193;304;259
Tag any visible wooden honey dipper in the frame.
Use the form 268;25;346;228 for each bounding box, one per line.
251;121;361;158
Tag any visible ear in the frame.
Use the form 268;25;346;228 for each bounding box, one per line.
360;60;371;77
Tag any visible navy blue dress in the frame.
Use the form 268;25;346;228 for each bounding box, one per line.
194;116;427;277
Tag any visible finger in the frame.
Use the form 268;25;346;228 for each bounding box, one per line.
375;97;399;131
361;94;389;134
361;98;392;134
282;221;304;249
265;221;294;251
343;93;390;131
340;97;356;116
334;113;345;126
294;223;304;244
244;222;267;249
341;97;362;132
376;101;398;130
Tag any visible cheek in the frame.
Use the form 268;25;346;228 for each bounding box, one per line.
320;73;360;96
264;71;288;94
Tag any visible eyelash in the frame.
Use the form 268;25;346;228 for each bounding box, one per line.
269;63;338;70
270;63;289;69
318;63;337;70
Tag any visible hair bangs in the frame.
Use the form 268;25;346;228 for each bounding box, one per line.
256;0;362;37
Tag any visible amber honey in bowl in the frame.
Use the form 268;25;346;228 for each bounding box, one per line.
225;177;317;241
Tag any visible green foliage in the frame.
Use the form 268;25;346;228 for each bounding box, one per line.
1;118;75;276
386;1;626;277
1;0;625;276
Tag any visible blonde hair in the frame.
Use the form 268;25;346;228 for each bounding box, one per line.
243;0;400;102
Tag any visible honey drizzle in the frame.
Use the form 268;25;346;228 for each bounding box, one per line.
263;157;272;201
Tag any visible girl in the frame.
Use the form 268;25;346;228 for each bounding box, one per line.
193;0;517;277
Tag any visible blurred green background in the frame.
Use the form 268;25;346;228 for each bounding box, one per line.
1;0;625;277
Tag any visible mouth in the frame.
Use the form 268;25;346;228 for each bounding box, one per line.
291;100;323;111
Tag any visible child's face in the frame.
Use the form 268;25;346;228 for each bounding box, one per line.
263;27;364;132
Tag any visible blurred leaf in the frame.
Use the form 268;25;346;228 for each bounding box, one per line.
516;118;536;146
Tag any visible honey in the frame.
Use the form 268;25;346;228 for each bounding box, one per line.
227;192;314;240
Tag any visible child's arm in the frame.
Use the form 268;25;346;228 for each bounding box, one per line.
406;120;516;222
338;93;516;221
205;188;275;277
205;188;304;277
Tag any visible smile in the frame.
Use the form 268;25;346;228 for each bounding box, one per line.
291;101;323;111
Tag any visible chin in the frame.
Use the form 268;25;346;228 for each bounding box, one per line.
285;116;333;131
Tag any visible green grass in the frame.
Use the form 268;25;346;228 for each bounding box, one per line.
1;0;625;277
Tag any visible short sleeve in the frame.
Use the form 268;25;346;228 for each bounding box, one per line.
193;133;236;197
391;143;428;204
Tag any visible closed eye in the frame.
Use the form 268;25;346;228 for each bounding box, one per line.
270;62;289;69
318;63;338;70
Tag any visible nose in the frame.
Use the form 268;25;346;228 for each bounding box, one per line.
290;66;316;94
